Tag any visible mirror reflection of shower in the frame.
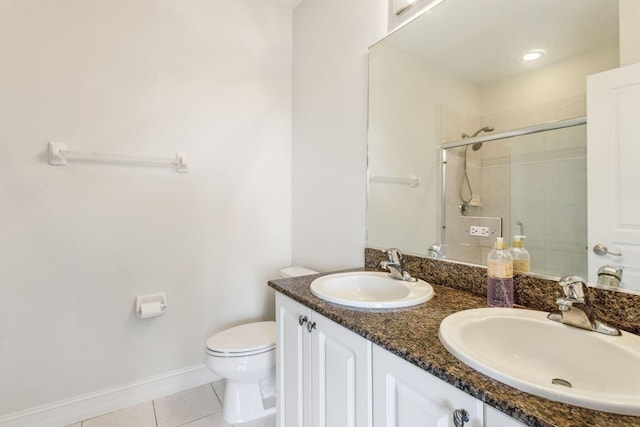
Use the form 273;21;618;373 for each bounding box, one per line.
459;126;494;215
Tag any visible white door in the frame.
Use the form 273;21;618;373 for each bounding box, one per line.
276;293;312;427
372;345;483;427
587;62;640;291
311;312;372;427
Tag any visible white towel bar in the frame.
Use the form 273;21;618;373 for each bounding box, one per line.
47;142;188;173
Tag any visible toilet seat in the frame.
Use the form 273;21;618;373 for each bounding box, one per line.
206;321;276;357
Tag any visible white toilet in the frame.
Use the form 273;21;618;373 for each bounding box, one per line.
205;267;317;424
205;321;276;424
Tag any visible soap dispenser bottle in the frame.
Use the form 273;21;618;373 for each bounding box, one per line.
487;237;514;308
510;235;530;273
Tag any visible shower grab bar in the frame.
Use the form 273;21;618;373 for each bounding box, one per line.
47;142;188;173
440;116;586;150
369;171;420;187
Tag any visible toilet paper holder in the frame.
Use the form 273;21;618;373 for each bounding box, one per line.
136;292;167;319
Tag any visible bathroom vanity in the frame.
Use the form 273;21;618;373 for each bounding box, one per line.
269;271;640;427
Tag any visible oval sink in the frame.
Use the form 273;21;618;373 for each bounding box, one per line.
439;308;640;415
310;272;434;308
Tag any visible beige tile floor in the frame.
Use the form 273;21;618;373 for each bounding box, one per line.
65;380;274;427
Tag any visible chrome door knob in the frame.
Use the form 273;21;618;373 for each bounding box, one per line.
307;321;316;333
593;244;622;257
298;315;308;326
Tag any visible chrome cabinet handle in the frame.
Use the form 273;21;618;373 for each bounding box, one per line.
307;321;316;333
593;244;622;257
453;408;469;427
298;315;308;326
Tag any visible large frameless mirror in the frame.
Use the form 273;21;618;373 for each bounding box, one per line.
366;0;632;289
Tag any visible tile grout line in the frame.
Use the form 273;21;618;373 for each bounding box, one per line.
209;382;222;406
152;398;159;427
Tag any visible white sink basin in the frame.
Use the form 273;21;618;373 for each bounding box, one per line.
439;308;640;415
310;272;434;308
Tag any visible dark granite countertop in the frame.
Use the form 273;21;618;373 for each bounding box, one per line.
268;269;640;427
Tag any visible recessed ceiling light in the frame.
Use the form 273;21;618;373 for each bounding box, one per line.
522;50;545;61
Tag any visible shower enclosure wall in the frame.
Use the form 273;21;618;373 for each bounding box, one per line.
440;118;588;277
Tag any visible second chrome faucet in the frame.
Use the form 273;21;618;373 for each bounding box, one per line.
380;248;418;282
547;275;620;336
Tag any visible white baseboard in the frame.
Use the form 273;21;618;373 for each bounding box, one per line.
0;365;218;427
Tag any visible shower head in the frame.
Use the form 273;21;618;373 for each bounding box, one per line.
470;126;494;138
461;126;494;151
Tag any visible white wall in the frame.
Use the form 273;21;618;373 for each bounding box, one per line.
0;0;292;420
619;0;640;66
291;0;388;271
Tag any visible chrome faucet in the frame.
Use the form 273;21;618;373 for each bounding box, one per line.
427;243;445;259
380;248;418;282
547;275;620;336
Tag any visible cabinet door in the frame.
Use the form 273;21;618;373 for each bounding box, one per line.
484;405;526;427
373;345;483;427
311;311;372;427
276;293;312;427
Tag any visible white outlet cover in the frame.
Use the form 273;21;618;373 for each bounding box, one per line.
460;216;502;247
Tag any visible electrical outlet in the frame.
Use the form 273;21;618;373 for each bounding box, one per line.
470;226;489;237
460;216;503;247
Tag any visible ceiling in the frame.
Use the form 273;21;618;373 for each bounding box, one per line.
380;0;619;84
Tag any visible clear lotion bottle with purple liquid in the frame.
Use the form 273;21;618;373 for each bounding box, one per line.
487;237;514;307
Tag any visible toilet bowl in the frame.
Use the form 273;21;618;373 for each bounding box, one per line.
205;321;276;424
205;267;318;423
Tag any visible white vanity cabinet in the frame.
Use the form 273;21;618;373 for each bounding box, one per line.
276;291;526;427
372;344;484;427
275;293;372;427
484;405;526;427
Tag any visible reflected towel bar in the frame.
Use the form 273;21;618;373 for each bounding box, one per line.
369;172;420;187
47;142;188;173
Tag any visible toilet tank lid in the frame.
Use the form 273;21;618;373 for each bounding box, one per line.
279;266;318;278
206;321;276;353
